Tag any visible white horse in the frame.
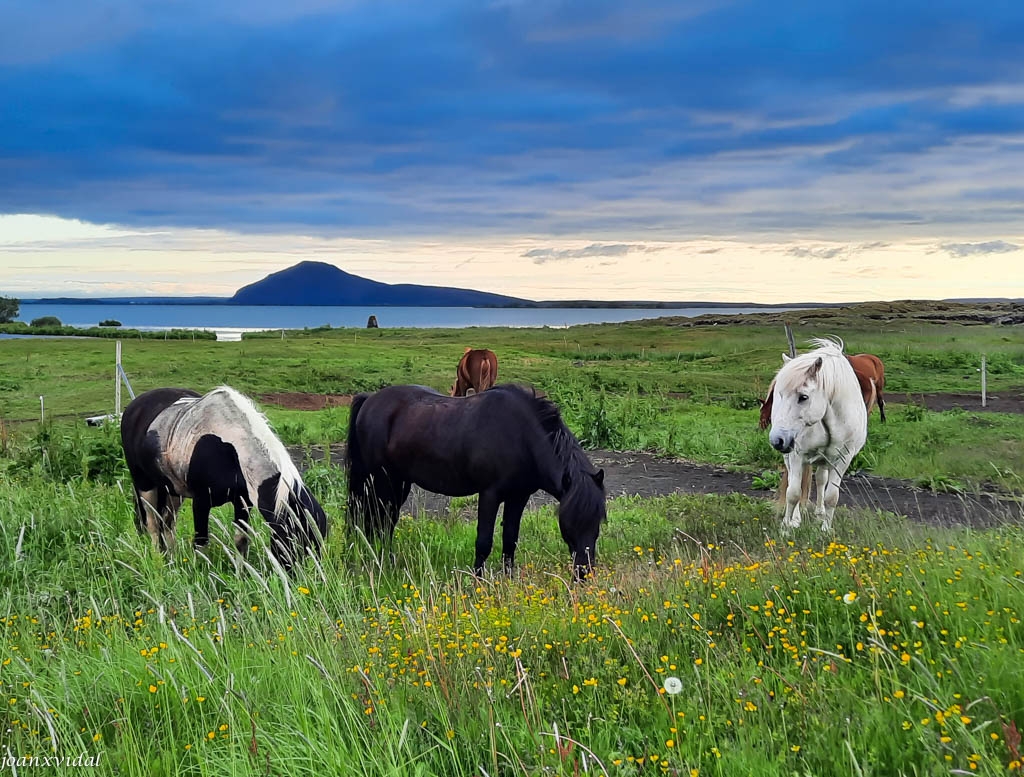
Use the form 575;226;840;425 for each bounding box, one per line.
767;337;868;532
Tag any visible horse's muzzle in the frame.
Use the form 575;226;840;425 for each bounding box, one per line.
770;431;795;453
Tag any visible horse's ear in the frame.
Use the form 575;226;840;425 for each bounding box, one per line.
781;353;792;363
464;347;472;354
593;469;605;488
807;356;823;377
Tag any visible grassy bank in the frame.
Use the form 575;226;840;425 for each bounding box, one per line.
2;312;1021;491
0;462;1022;776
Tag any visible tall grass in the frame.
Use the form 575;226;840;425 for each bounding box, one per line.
0;453;1022;775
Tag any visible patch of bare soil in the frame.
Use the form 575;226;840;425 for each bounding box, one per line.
290;445;1021;530
259;392;353;410
261;388;1024;416
890;390;1024;414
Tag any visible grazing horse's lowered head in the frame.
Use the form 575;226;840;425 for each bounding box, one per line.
450;348;499;397
121;385;328;572
767;337;867;532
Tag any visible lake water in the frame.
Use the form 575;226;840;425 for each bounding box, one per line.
14;303;804;341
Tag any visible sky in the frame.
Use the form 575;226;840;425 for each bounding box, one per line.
2;0;1023;302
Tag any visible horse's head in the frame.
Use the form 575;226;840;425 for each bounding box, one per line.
558;467;606;580
769;355;829;453
256;474;329;570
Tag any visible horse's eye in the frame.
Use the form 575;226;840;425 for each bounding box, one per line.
797;393;809;403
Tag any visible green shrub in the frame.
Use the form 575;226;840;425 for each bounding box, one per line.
30;315;62;327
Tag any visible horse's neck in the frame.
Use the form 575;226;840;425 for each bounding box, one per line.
820;366;867;444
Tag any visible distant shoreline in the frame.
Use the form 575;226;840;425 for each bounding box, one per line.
17;298;1008;309
18;297;1021;309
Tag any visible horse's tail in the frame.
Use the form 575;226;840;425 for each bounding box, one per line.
777;462;813;505
345;393;372;528
758;381;775;430
478;357;492;393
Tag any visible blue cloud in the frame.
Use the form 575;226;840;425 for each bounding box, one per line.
3;0;1024;236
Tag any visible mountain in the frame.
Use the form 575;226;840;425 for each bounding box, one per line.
229;261;529;307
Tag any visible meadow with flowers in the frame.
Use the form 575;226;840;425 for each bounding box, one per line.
0;309;1022;775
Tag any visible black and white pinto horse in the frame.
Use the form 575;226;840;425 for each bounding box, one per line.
768;338;868;533
346;383;606;579
121;386;328;570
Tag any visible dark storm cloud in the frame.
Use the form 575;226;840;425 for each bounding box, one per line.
3;0;1024;235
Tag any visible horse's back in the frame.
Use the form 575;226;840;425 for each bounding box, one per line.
122;388;201;455
352;383;561;495
121;387;202;488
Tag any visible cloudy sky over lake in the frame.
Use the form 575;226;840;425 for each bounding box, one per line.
2;0;1023;302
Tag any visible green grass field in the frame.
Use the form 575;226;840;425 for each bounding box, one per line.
1;310;1023;775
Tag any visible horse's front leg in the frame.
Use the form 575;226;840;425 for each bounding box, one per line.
813;466;831;530
500;493;531;576
232;496;252;559
473;492;501;576
193;491;212;550
781;454;803;531
819;466;844;533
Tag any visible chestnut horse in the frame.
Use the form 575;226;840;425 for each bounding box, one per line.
759;349;885;510
450;348;499;397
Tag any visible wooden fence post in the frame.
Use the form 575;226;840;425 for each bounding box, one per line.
115;340;122;415
784;323;796;358
981;355;987;408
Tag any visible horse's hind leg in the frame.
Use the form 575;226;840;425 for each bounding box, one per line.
146;488;180;555
134;488;156;536
878;390;886;423
473;492;501;576
137;488;162;548
500;493;530;575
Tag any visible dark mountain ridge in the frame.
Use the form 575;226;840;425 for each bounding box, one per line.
229;261;526;307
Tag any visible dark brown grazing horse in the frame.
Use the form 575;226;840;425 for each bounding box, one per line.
346;384;605;578
450;348;499;397
759;351;886;506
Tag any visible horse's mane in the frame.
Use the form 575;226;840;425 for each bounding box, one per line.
490;384;603;498
207;386;303;516
774;337;850;399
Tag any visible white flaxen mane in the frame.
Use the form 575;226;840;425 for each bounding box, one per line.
774;336;850;399
162;386;302;516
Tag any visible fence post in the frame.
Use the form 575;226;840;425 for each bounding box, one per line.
981;355;987;408
115;340;122;415
784;323;796;358
39;396;44;423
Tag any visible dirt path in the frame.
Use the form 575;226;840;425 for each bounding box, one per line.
890;390;1024;414
289;445;1020;530
262;389;1024;415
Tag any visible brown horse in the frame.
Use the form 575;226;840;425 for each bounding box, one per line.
450;348;499;397
759;351;886;507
